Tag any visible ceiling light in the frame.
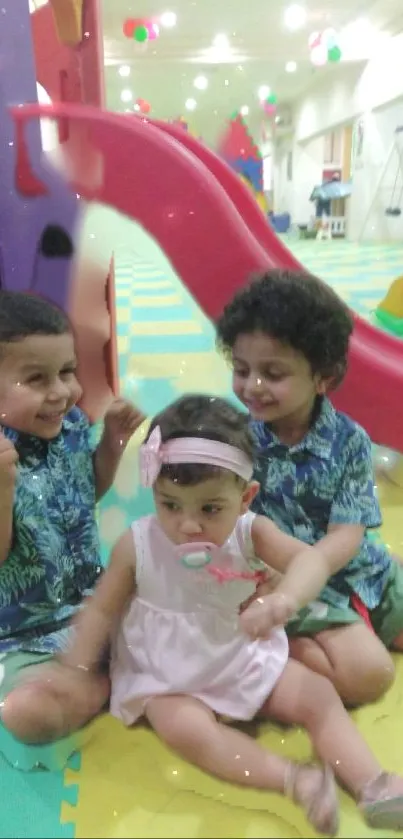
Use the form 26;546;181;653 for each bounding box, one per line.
285;61;297;73
194;75;208;90
160;10;177;28
212;33;230;51
224;79;230;86
240;105;249;116
185;98;197;111
119;65;131;78
258;84;271;101
284;4;307;32
120;89;133;103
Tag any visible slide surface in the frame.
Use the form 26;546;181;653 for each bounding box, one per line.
14;102;403;453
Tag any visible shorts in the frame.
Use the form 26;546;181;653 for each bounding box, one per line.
287;559;403;648
0;651;53;702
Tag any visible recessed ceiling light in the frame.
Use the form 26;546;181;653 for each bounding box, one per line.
185;98;197;111
224;79;230;87
284;4;307;31
194;75;208;90
258;84;271;101
119;65;131;78
240;105;249;116
120;89;133;103
286;60;297;73
160;11;177;28
212;33;230;51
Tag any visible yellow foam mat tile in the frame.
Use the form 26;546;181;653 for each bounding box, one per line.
64;675;403;839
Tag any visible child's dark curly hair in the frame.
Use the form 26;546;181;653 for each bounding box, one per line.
147;394;254;486
0;291;70;358
216;269;354;387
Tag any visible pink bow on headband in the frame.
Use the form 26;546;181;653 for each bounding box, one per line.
140;426;164;487
139;424;254;488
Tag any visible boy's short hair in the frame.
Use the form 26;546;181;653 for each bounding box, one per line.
0;291;70;356
216;269;354;387
147;394;254;486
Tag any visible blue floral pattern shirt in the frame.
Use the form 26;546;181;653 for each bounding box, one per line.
0;407;102;654
251;397;391;610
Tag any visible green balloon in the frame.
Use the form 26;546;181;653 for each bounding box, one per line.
134;24;148;42
328;45;342;62
266;93;277;105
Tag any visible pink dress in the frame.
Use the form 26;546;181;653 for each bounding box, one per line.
110;511;289;725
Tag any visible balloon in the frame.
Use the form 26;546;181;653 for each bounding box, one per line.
374;447;403;488
135;98;151;114
308;31;321;49
264;103;276;116
322;27;337;48
134;24;148;43
146;21;159;40
123;18;136;38
311;44;328;66
328;45;342;63
266;93;277;106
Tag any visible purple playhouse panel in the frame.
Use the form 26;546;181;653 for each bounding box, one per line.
0;0;80;311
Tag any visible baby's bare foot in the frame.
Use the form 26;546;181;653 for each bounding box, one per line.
285;762;339;836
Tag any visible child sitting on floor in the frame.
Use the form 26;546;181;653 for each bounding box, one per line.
216;268;403;707
0;290;143;741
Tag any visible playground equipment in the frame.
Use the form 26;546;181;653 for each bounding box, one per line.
310;177;352;240
358;125;403;239
217;113;269;214
374;275;403;337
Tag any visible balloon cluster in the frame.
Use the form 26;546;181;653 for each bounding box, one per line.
135;98;151;114
309;29;342;67
262;93;277;117
123;17;160;44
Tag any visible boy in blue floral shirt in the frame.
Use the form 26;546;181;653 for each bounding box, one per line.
217;269;403;707
0;291;143;742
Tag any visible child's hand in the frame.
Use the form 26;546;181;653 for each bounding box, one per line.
0;431;18;489
239;592;297;640
103;398;145;452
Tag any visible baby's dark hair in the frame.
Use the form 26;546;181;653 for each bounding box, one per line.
0;291;70;357
146;394;255;486
216;269;354;387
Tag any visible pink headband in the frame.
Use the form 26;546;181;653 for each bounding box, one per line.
140;425;254;487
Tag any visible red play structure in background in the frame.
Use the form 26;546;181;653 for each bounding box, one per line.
30;0;119;410
218;113;264;194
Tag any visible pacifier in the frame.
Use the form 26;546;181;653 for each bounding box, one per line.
175;542;215;569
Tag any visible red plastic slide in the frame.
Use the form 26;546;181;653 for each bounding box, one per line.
14;103;403;452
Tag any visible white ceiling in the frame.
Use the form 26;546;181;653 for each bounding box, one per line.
33;1;403;146
102;0;403;144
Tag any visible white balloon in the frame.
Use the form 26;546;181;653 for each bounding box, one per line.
310;44;328;66
374;447;403;488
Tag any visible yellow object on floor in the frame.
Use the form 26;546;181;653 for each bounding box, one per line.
377;275;403;318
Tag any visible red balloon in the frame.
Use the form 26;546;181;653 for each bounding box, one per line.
123;18;143;38
135;98;151;114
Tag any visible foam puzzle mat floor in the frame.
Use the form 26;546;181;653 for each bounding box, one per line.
1;234;403;838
